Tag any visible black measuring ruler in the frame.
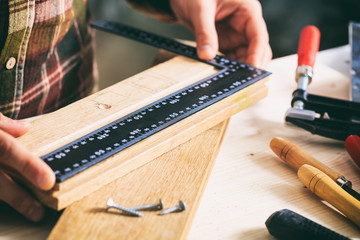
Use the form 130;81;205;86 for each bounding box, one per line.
41;19;271;182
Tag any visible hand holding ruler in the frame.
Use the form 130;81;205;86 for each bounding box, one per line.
16;19;270;209
41;19;270;183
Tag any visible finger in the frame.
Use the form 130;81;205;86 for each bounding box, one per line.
190;0;219;60
246;37;272;68
0;113;30;137
0;171;45;222
262;43;273;68
0;130;55;190
244;18;272;67
237;1;271;67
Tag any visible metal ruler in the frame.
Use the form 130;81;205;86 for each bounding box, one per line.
350;21;360;103
41;19;271;182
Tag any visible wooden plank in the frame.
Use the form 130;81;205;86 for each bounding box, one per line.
48;120;229;240
3;46;360;240
16;55;268;210
18;56;218;157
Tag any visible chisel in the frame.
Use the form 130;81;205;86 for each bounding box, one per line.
298;164;360;227
270;137;360;201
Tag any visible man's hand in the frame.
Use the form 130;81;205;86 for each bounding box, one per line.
169;0;272;68
0;114;55;222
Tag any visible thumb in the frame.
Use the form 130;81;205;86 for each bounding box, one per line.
0;113;30;137
191;2;218;60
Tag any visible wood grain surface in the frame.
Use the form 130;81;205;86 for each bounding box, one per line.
3;47;359;240
48;121;228;240
15;55;267;210
187;50;360;239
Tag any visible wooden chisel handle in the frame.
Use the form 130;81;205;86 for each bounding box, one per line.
270;137;343;182
298;164;360;227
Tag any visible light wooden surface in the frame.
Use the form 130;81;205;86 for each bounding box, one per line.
1;46;360;239
48;120;228;240
15;55;267;210
187;45;360;239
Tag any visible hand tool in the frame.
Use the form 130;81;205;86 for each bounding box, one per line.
285;25;360;141
265;209;351;240
285;25;320;122
39;20;270;183
270;137;360;201
349;22;360;103
298;164;360;227
345;135;360;169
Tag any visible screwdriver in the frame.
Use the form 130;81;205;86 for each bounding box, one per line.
270;137;360;201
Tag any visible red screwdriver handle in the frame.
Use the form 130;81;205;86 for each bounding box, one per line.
345;135;360;169
297;25;321;68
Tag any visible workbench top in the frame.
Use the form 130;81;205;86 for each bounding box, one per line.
188;45;360;239
1;46;359;239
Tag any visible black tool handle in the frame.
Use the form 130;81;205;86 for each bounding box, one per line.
265;209;351;240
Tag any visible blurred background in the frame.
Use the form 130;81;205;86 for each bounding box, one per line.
88;0;360;89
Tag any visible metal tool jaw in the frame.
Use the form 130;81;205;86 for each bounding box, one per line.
286;88;360;141
286;25;360;141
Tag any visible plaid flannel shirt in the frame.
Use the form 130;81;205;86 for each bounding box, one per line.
0;0;172;119
0;0;96;119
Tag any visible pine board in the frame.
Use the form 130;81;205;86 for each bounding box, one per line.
47;120;228;240
15;55;268;210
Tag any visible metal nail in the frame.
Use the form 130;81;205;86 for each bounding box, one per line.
130;199;163;211
106;198;143;217
159;200;186;215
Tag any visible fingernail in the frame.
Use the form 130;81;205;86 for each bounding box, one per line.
27;201;44;222
198;44;215;60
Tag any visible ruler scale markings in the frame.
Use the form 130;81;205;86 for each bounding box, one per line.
42;19;271;182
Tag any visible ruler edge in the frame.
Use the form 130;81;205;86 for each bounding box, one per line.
19;56;218;155
29;79;268;210
23;19;271;178
15;20;271;209
45;66;269;183
47;19;271;183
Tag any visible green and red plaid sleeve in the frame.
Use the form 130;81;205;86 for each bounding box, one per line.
0;0;173;119
0;0;97;119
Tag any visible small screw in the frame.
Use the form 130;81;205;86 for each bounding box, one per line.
130;199;163;211
106;198;143;217
159;200;186;215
